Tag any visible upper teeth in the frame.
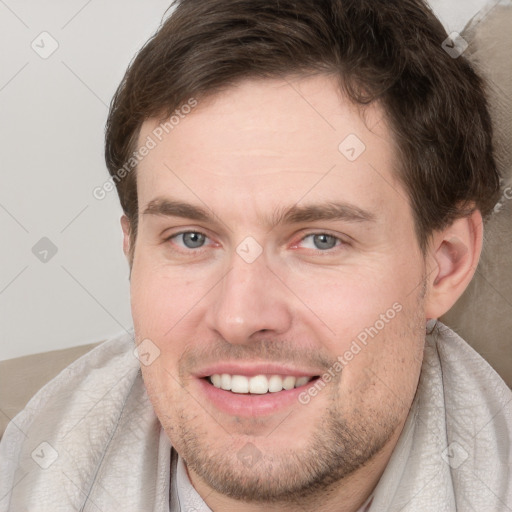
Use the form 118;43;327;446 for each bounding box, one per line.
209;374;313;394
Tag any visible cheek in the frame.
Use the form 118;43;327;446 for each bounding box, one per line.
129;254;203;337
287;258;421;345
129;257;213;392
336;289;425;418
287;259;425;400
139;362;184;439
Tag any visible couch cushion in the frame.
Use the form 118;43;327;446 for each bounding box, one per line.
0;342;102;439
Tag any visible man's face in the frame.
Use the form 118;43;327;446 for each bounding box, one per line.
129;75;428;503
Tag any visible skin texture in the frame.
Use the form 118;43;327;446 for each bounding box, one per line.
122;74;482;512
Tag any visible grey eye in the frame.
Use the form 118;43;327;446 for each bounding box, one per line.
312;234;338;250
181;232;206;248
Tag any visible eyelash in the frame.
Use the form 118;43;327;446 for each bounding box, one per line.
164;230;348;254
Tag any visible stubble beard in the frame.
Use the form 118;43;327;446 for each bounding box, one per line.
162;377;403;506
153;283;427;505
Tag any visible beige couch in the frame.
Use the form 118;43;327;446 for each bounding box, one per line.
0;342;102;438
1;1;511;440
440;0;512;392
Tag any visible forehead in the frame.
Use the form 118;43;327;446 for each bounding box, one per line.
135;75;408;226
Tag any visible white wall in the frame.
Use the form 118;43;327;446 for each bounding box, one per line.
0;0;491;360
428;0;492;31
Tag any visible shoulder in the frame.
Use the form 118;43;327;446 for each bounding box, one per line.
428;321;512;402
0;330;142;506
426;321;512;508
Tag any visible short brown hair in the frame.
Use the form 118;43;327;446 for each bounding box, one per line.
105;0;501;265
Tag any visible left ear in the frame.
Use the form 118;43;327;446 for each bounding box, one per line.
425;209;483;319
121;215;131;260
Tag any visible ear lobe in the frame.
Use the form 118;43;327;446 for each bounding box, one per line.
121;215;131;259
425;210;483;319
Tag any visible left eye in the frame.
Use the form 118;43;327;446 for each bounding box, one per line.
299;233;341;250
169;231;208;249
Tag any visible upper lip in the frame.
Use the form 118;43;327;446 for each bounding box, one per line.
195;363;322;378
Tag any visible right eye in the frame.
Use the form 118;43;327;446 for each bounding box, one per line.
166;231;209;250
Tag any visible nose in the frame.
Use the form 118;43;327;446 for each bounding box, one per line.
205;250;293;345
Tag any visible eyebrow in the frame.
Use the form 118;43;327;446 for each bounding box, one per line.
142;197;376;228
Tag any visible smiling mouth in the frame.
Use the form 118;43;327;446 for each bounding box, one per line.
205;374;320;394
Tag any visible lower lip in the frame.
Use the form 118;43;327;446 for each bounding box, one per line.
197;378;317;417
